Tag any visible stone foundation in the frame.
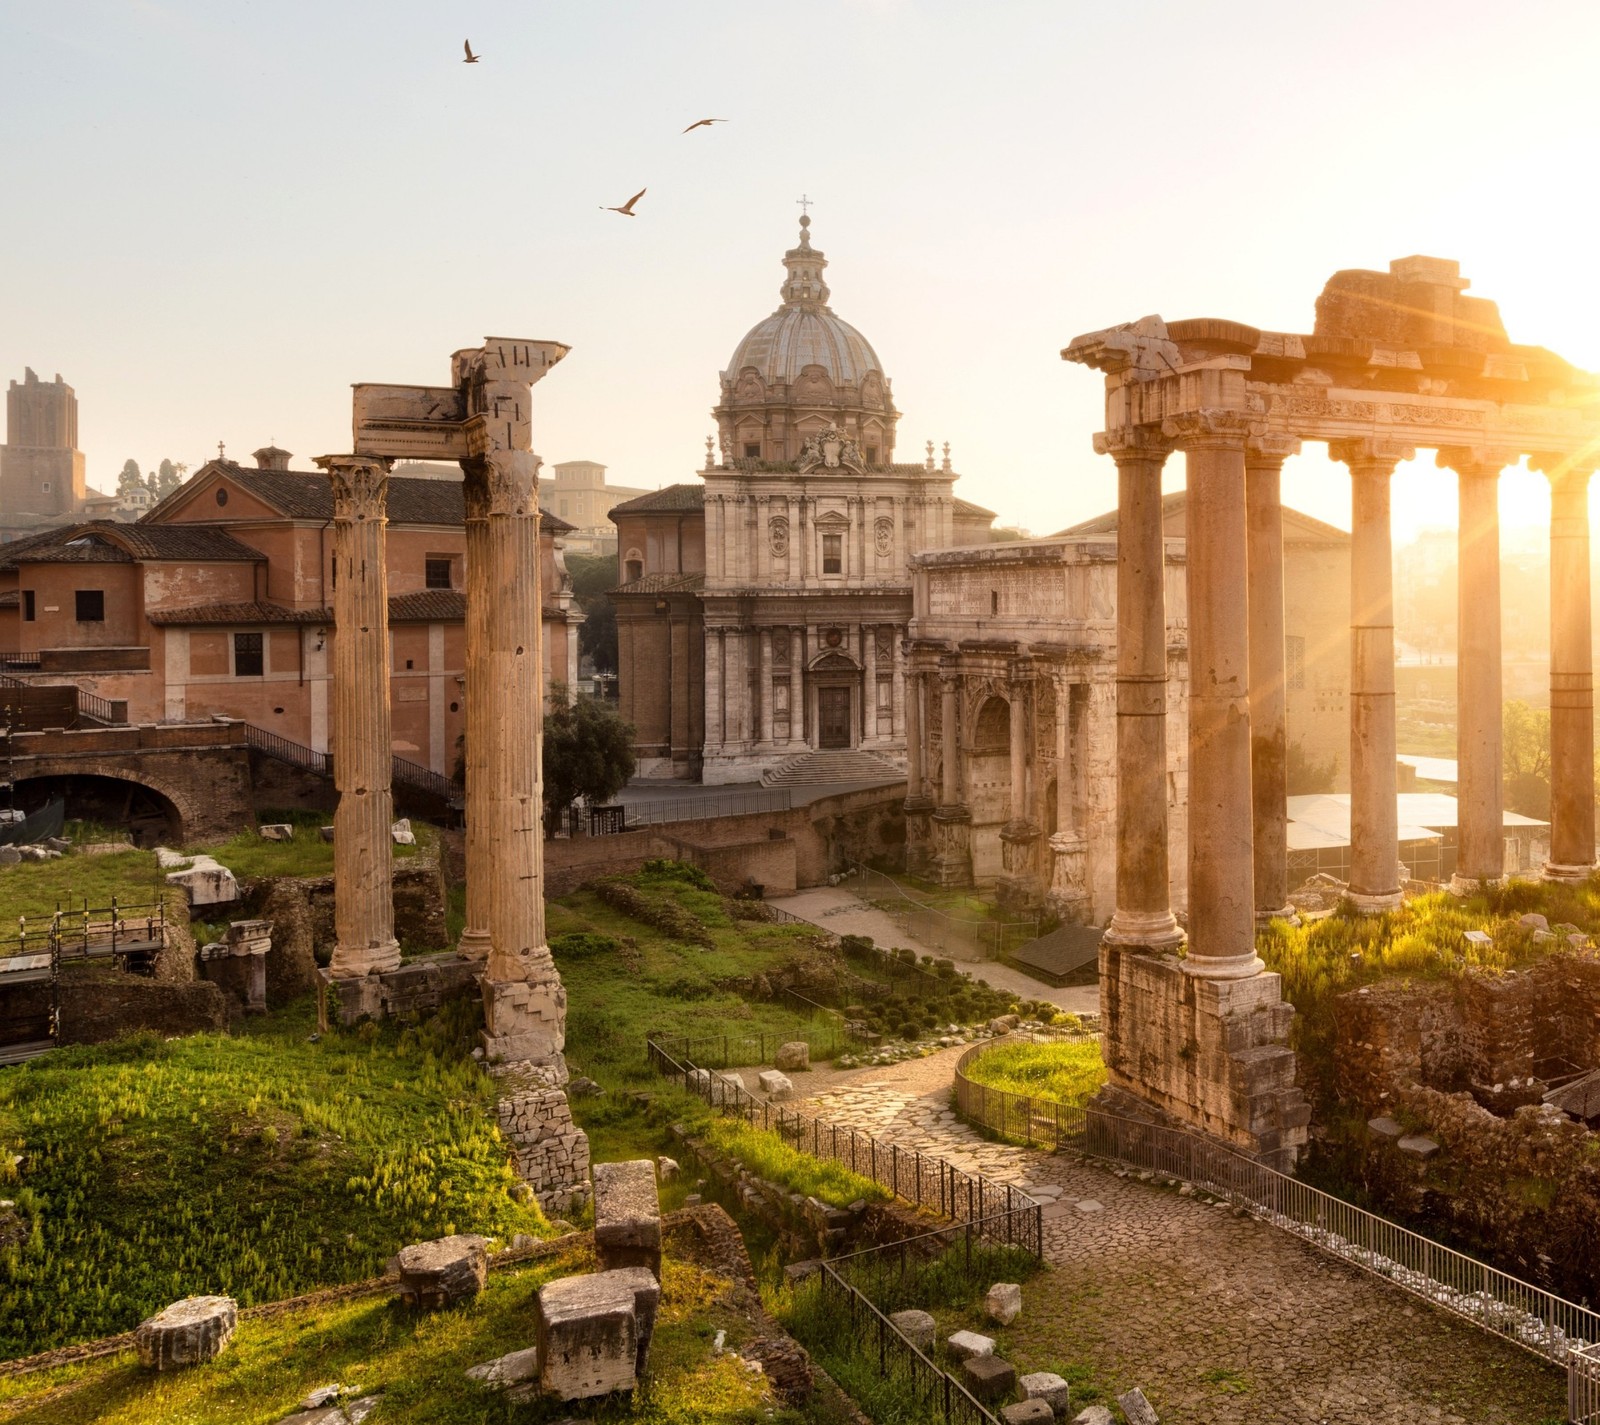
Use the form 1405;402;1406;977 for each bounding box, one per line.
495;1061;591;1217
481;957;568;1063
316;953;479;1029
1098;941;1309;1169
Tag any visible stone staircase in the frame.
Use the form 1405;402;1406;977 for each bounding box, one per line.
760;748;904;788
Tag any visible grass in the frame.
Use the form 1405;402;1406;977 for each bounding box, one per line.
204;810;426;881
0;849;168;931
701;1119;889;1210
960;1038;1107;1111
0;998;548;1357
0;1245;816;1424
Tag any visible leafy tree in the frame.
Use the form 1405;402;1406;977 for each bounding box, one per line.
1287;739;1338;795
564;550;620;675
542;681;635;831
155;458;185;496
117;459;143;496
1503;699;1551;818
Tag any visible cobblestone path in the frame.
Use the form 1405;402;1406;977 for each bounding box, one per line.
795;1048;1567;1425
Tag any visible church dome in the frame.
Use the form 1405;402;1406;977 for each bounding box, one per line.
723;216;886;388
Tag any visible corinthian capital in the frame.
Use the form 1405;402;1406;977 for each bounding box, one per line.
1162;409;1253;449
1093;426;1172;463
1328;438;1415;476
483;449;543;517
1435;446;1521;478
316;454;390;521
1245;433;1301;469
1528;449;1600;481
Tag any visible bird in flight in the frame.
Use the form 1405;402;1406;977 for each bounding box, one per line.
682;118;727;133
463;39;480;63
601;187;647;217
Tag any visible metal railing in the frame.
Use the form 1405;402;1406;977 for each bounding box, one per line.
952;1037;1600;1385
75;688;125;727
647;1023;859;1070
622;788;793;828
1573;1342;1600;1424
843;861;1039;962
240;723;460;804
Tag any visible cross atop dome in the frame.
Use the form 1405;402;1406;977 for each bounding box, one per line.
780;211;830;310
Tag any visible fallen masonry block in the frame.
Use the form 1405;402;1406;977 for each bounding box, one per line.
1020;1370;1071;1414
135;1295;238;1370
758;1069;794;1100
984;1281;1022;1325
395;1234;488;1309
656;1155;679;1180
1117;1386;1160;1425
1073;1408;1114;1425
714;1071;745;1103
1002;1402;1055;1425
154;846;189;869
391;818;415;845
465;1346;541;1402
774;1040;810;1071
258;823;294;842
593;1159;662;1279
946;1329;994;1361
319;825;335;842
1397;1134;1439;1161
165;856;238;907
962;1355;1017;1403
888;1309;936;1351
536;1267;661;1399
1519;912;1549;931
1366;1116;1404;1142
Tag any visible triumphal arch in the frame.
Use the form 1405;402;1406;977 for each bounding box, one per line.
1064;256;1600;1165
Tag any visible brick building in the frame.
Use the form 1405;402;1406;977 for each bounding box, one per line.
0;448;581;776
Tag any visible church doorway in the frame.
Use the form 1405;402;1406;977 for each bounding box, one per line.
818;687;852;748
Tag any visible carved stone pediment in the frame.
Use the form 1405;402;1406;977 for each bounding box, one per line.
798;423;865;474
813;508;851;529
810;650;859;672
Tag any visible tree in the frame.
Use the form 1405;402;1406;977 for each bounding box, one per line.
117;459;143;496
564;550;620;675
1503;699;1551;818
155;458;184;496
542;681;635;831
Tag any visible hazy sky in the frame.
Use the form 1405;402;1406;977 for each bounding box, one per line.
4;0;1599;541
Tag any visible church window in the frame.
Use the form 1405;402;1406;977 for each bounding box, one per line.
624;557;643;582
425;557;452;589
822;534;842;574
744;443;761;459
41;482;51;494
74;590;104;623
234;632;264;677
865;446;878;465
1286;635;1305;691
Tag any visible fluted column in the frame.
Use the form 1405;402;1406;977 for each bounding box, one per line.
1054;671;1074;836
863;624;878;744
1171;413;1261;978
788;627;805;746
1246;436;1299;921
1005;661;1033;830
1440;448;1515;889
905;667;928;803
1537;452;1598;880
317;454;400;977
458;475;492;960
939;664;963;808
759;629;775;744
473;449;566;1064
1102;431;1183;951
1333;438;1413;912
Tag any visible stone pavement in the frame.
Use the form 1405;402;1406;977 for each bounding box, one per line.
772;886;1100;1017
797;1047;1566;1425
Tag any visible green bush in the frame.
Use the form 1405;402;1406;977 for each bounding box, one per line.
963;1039;1107;1110
703;1119;888;1209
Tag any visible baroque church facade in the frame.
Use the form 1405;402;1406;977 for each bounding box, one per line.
610;217;995;782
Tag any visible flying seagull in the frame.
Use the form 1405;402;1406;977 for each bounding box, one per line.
463;39;480;63
601;187;647;217
682;117;727;133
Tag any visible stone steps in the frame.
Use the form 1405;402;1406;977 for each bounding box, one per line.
761;749;904;787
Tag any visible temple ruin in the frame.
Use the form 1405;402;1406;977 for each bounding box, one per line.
1062;256;1600;1166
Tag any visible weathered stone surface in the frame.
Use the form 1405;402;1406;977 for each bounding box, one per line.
134;1295;238;1370
1519;912;1549;931
395;1234;488;1309
656;1155;679;1180
165;856;238;907
946;1329;994;1361
259;823;294;842
774;1040;810;1071
593;1159;662;1278
1366;1115;1404;1142
888;1308;936;1350
1397;1134;1439;1160
1117;1386;1159;1425
391;818;415;845
988;1014;1020;1034
1002;1402;1055;1425
497;1075;593;1216
740;1334;813;1405
535;1267;660;1399
319;825;335;842
1020;1369;1071;1414
758;1068;794;1100
962;1354;1017;1403
1072;1408;1113;1425
466;1346;540;1401
984;1280;1022;1325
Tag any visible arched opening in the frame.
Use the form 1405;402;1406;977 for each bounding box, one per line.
13;774;182;847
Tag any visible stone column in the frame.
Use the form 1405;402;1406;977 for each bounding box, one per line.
317;454;400;978
1054;671;1074;835
863;624;878;743
759;629;775;745
905;667;926;801
1330;439;1411;912
705;627;724;752
1005;662;1032;829
932;658;971;884
1245;437;1298;921
1537;452;1598;880
1102;432;1184;951
1172;413;1261;977
457;473;492;960
1440;448;1514;889
471;449;566;1064
788;627;805;746
939;665;962;807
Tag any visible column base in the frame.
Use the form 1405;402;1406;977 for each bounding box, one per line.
1345;889;1403;915
1103;908;1185;953
1180;951;1267;981
1542;861;1598;884
929;804;972;887
327;939;401;979
1448;873;1488;897
457;927;493;962
480;968;567;1065
1254;904;1300;926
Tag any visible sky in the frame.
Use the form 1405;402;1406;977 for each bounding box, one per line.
4;0;1600;542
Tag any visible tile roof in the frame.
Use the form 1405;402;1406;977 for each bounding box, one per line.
608;483;706;515
0;590;18;609
389;589;466;622
609;571;706;595
952;496;996;519
0;521;264;567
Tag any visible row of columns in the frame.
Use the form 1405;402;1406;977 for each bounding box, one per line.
1106;421;1599;976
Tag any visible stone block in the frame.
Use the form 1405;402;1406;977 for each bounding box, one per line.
391;818;415;845
1366;1116;1404;1142
888;1308;936;1351
1397;1134;1439;1160
155;845;189;869
135;1295;238;1370
774;1040;810;1071
656;1155;679;1180
536;1267;661;1399
258;823;294;842
1002;1403;1055;1425
946;1329;994;1361
1117;1386;1159;1424
984;1281;1022;1325
1073;1409;1114;1425
593;1159;662;1278
1020;1369;1071;1414
962;1354;1017;1403
466;1345;541;1401
687;1068;712;1094
988;1014;1020;1034
1519;912;1549;931
319;825;335;842
165;856;238;907
714;1071;745;1103
1463;929;1493;948
758;1069;794;1100
395;1234;488;1308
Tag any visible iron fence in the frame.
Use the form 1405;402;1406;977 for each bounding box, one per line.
843;861;1038;962
952;1036;1600;1385
1573;1342;1600;1425
621;788;793;828
646;1024;859;1070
